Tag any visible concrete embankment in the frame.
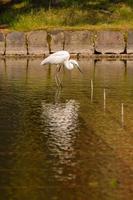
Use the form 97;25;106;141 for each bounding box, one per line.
1;30;133;57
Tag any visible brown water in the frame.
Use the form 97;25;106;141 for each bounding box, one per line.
0;58;133;200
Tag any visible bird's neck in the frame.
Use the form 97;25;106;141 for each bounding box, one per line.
64;60;73;70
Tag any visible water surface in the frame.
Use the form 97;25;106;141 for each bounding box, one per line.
0;58;133;200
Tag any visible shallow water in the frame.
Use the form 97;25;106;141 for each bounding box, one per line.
0;58;133;200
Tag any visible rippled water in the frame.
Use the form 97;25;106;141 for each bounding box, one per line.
0;58;133;200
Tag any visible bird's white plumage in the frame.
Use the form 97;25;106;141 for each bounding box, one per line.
69;59;79;66
40;50;81;86
40;50;80;70
40;50;70;65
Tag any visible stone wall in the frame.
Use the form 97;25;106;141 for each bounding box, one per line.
0;30;133;56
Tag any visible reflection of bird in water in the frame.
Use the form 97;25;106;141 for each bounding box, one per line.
41;99;79;181
40;50;82;87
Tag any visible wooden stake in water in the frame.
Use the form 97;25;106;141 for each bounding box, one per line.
121;103;124;127
104;88;106;111
91;79;94;102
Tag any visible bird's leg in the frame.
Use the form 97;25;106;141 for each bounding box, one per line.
55;65;62;87
57;64;62;72
55;65;63;87
55;73;59;87
56;72;63;88
58;65;63;87
55;65;59;87
56;65;60;73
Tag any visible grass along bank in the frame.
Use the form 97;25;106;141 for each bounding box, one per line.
1;2;133;31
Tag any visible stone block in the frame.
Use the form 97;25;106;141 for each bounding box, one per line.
64;31;94;54
127;31;133;53
27;31;48;55
95;31;125;54
6;32;27;55
48;30;64;53
0;32;5;55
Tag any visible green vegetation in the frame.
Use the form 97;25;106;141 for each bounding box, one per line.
1;1;133;31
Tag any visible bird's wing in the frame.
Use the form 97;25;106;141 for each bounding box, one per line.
52;50;70;58
41;51;70;65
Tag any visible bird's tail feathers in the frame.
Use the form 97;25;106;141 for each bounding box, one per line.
40;60;46;65
40;58;48;65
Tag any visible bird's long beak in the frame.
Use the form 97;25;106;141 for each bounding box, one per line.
77;65;83;74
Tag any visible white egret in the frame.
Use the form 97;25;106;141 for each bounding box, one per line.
40;50;82;87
